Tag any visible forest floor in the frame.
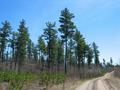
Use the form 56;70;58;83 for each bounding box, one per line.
75;71;120;90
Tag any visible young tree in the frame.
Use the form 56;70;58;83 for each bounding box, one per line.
0;21;11;62
43;22;57;69
17;19;29;71
92;42;100;66
59;8;76;74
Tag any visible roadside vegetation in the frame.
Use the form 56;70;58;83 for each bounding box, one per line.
0;71;66;90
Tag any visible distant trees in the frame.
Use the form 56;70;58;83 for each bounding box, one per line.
59;8;76;74
102;57;114;69
110;57;113;66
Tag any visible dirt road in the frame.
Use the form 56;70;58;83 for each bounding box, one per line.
76;71;120;90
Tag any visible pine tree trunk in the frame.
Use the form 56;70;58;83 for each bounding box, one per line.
48;42;51;70
65;38;67;74
1;51;4;62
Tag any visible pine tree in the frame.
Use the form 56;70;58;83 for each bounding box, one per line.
68;39;75;66
82;42;88;67
59;8;76;74
43;22;57;69
0;29;2;60
57;39;64;71
38;36;46;63
38;36;46;70
17;19;29;71
0;21;11;62
10;31;18;62
50;38;58;66
10;31;19;70
32;44;38;63
27;39;33;63
74;30;85;69
77;39;85;68
92;42;100;66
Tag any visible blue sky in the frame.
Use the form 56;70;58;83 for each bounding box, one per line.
0;0;120;64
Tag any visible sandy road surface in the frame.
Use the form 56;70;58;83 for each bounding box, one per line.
76;71;120;90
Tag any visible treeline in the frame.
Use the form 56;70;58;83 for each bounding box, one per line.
0;8;110;76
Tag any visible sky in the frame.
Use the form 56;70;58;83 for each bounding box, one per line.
0;0;120;64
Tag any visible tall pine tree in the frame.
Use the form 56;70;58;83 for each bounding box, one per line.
17;19;29;71
59;8;76;74
43;22;57;69
0;21;11;62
